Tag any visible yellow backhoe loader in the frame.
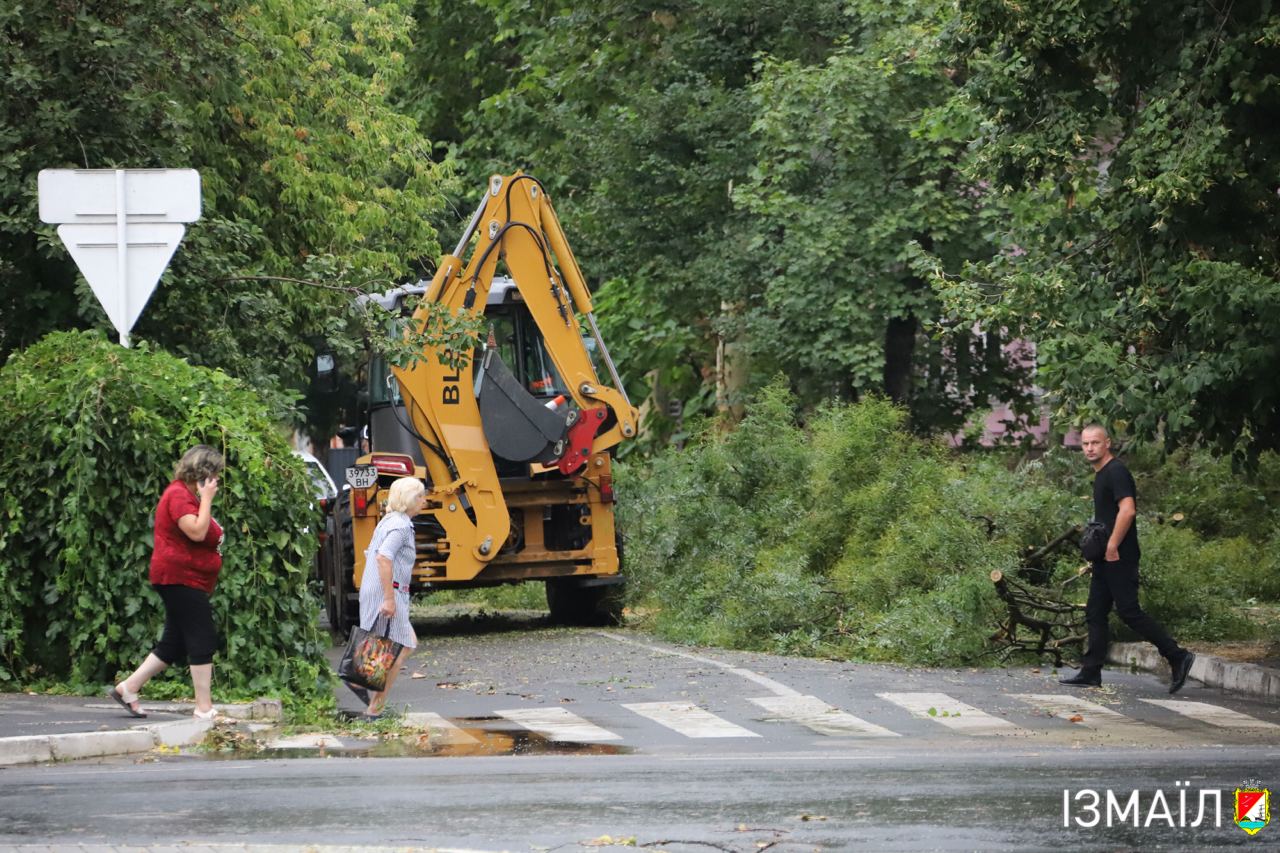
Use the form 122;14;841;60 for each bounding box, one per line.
319;172;639;631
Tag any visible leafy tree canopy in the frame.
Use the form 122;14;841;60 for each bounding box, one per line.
735;0;1027;429
2;0;461;435
940;0;1280;459
407;0;1027;439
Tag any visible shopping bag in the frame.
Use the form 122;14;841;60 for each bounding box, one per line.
336;618;404;692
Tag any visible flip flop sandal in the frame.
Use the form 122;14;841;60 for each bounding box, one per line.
107;686;147;718
343;680;371;707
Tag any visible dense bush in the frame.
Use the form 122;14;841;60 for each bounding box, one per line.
1134;527;1261;641
618;382;1276;666
1129;447;1280;541
0;331;331;705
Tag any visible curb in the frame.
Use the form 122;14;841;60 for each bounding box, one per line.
0;718;211;767
1108;642;1280;702
0;697;282;767
0;735;54;766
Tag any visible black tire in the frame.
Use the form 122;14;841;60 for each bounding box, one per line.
545;578;579;625
325;491;359;637
545;577;624;627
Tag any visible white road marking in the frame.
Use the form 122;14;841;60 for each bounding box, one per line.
622;701;761;738
496;707;622;742
402;711;480;744
749;695;900;738
1139;699;1280;731
593;631;801;697
1010;693;1146;734
878;692;1022;735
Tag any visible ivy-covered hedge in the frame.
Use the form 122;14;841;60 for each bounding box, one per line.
0;331;330;704
617;382;1276;666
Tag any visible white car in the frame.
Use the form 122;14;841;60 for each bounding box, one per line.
293;449;339;509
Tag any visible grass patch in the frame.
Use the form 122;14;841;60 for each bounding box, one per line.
420;583;547;612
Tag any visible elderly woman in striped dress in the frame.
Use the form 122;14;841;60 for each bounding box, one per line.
344;475;426;718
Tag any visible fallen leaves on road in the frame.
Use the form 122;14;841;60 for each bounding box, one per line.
411;672;426;679
1068;714;1084;723
582;834;637;847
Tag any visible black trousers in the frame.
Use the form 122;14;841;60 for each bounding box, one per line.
152;584;218;666
1081;559;1182;671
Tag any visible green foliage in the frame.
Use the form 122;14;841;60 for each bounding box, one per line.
408;0;1030;441
1;0;232;354
413;1;874;439
940;0;1280;460
1126;446;1280;541
735;1;1026;426
2;0;460;441
0;331;330;702
619;381;1276;665
618;382;1014;663
1133;527;1261;642
9;0;1277;462
425;583;546;611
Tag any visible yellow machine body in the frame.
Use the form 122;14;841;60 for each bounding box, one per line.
344;173;638;600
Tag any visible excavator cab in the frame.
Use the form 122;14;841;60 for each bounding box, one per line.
320;173;639;633
363;277;575;469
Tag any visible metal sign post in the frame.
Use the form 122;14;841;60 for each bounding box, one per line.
38;169;202;347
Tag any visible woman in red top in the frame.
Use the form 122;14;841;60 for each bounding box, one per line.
109;445;226;720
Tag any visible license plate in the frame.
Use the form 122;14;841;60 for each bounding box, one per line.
345;464;377;489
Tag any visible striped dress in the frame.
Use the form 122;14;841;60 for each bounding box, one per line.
357;511;417;648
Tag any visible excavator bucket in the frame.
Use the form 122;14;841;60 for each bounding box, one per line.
476;347;573;464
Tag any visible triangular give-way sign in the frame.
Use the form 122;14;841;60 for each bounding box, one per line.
38;169;201;346
56;222;187;337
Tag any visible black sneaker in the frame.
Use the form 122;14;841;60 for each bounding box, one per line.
1059;670;1102;687
1169;652;1195;695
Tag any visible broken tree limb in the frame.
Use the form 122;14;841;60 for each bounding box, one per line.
990;568;1087;667
1023;524;1083;570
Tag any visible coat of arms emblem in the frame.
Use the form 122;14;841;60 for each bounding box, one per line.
1235;787;1270;836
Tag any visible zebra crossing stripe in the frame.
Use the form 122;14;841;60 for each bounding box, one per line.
1010;693;1146;733
622;702;761;738
1139;699;1280;730
495;707;622;743
749;695;900;738
877;692;1023;735
401;712;480;744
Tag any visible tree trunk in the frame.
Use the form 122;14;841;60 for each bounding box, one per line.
883;311;917;405
716;300;747;422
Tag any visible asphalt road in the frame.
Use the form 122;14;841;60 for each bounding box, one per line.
1;748;1275;851
1;611;1277;851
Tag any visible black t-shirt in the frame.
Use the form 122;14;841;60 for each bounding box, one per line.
1093;457;1140;562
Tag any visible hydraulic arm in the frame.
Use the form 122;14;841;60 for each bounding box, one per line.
389;173;639;581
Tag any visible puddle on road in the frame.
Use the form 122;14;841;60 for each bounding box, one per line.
201;716;630;760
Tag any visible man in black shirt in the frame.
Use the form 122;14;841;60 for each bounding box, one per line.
1060;424;1196;693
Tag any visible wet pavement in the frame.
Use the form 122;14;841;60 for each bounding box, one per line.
3;611;1279;849
4;609;1280;763
1;744;1275;850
